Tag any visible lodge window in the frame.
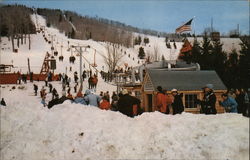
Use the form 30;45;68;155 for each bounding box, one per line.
185;94;197;108
135;91;141;99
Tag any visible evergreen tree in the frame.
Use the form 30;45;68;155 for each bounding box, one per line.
144;37;149;44
224;49;239;88
138;36;142;45
200;33;213;69
191;38;202;63
46;22;51;27
134;37;138;45
238;39;250;88
71;28;75;39
210;39;227;71
138;47;145;59
59;14;63;22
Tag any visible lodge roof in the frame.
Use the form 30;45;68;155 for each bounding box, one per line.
146;69;227;91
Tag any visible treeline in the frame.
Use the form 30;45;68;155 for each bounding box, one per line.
0;5;36;51
36;8;133;47
179;34;250;89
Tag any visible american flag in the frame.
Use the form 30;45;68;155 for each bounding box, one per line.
175;18;193;34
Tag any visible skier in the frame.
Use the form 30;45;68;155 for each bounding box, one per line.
52;88;59;100
49;83;53;93
0;98;6;106
74;83;78;93
33;84;38;96
84;89;101;107
74;71;78;83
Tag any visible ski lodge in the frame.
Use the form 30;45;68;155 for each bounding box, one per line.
141;69;226;113
120;60;227;114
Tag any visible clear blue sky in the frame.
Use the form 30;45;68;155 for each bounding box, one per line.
2;0;249;35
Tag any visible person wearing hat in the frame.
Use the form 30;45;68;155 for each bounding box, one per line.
171;89;184;115
117;89;141;117
199;84;217;114
156;86;167;113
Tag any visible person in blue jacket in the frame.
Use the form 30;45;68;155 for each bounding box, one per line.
84;89;101;107
219;93;238;113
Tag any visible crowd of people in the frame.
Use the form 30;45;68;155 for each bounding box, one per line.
154;84;249;117
155;86;184;115
34;79;142;117
1;68;249;118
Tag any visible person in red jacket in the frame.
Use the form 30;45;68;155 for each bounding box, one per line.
156;86;167;113
99;96;111;110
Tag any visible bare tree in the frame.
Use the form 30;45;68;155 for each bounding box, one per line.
153;45;160;61
145;50;153;63
102;44;124;72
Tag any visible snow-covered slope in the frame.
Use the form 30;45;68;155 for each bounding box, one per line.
1;14;183;76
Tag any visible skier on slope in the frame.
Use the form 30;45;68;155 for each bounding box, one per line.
33;84;38;96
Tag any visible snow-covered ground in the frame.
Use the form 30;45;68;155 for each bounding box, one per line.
0;84;249;160
0;13;249;160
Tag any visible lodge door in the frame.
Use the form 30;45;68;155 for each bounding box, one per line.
147;94;153;112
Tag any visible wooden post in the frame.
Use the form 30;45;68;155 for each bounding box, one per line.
27;58;31;74
28;34;31;50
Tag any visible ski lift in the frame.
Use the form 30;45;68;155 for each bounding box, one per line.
54;51;58;56
59;55;64;61
54;46;58;56
59;45;64;62
69;47;75;63
69;56;75;64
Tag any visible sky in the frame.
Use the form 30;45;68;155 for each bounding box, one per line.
1;0;249;35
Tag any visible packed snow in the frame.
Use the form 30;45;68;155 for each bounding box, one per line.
0;84;249;160
0;13;249;160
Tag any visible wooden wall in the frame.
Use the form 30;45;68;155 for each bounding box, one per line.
142;90;226;114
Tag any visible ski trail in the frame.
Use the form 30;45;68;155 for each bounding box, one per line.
63;14;76;32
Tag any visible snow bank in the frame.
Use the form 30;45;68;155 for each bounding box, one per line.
1;101;249;160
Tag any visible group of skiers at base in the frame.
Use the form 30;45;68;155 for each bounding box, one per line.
156;83;249;116
73;88;141;118
156;86;184;115
199;83;249;116
35;81;141;117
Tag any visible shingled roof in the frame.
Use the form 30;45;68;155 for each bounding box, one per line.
146;69;227;91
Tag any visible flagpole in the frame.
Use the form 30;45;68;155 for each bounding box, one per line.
211;17;213;32
193;16;196;36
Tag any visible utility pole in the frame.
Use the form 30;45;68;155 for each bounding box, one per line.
237;24;240;36
72;45;90;87
80;46;83;85
27;58;31;74
211;17;213;33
